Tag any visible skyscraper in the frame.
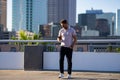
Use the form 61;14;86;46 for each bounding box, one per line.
0;0;7;31
78;14;96;30
96;13;116;36
48;0;76;26
96;19;110;36
12;0;76;33
85;9;116;36
117;9;120;35
12;0;47;33
86;9;103;14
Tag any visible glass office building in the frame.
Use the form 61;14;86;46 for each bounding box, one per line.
86;9;103;14
12;0;76;33
48;0;76;26
12;0;47;33
96;13;116;36
117;9;120;35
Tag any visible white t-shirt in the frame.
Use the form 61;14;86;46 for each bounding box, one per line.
58;27;76;47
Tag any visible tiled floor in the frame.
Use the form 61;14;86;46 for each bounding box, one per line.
0;70;119;80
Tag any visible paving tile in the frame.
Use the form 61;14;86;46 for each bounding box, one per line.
0;70;120;80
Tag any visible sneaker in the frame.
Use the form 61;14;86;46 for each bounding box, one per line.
67;74;72;79
58;73;64;78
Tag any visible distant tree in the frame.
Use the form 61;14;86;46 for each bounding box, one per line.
11;30;44;45
11;36;17;40
19;30;28;40
10;36;18;45
107;46;113;52
116;48;120;53
33;33;39;40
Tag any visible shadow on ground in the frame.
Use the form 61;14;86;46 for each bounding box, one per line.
60;77;118;80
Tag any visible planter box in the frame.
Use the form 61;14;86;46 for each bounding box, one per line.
24;46;44;70
43;52;120;72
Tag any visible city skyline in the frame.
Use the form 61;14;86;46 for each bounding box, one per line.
12;0;48;33
77;0;120;13
48;0;76;26
12;0;76;33
7;0;120;31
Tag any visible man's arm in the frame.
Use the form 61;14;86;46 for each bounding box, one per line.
57;30;62;42
70;35;77;49
57;36;62;42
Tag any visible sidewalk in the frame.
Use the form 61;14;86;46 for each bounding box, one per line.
0;70;120;80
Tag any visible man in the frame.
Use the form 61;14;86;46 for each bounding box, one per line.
57;19;77;79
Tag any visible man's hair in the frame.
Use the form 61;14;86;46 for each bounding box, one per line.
60;19;68;24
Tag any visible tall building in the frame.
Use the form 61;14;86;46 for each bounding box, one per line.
12;0;76;33
85;9;116;36
78;14;96;30
81;30;99;36
86;9;103;14
117;9;120;35
95;19;110;36
0;24;4;32
39;23;61;39
48;0;76;26
0;0;7;31
39;24;51;38
96;13;116;36
12;0;47;33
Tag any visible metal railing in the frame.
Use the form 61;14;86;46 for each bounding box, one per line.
0;39;120;52
0;39;120;43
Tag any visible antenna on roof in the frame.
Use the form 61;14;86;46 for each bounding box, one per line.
91;7;93;10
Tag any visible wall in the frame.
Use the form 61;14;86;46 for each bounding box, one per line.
0;51;120;72
0;52;24;69
43;52;120;72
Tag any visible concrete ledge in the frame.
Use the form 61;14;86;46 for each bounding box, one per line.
0;52;24;70
43;52;120;72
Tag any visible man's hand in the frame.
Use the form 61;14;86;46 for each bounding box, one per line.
70;44;74;49
70;35;77;49
57;36;62;42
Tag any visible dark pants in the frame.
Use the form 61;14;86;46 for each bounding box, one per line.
59;46;73;74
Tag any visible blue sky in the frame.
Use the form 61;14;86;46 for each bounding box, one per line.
7;0;120;31
77;0;120;13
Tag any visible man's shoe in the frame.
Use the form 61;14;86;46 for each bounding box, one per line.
58;73;64;78
67;74;72;79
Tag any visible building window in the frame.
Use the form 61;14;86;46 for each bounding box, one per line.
0;48;1;52
10;47;16;52
77;47;83;52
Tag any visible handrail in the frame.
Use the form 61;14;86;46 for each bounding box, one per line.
0;39;120;43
